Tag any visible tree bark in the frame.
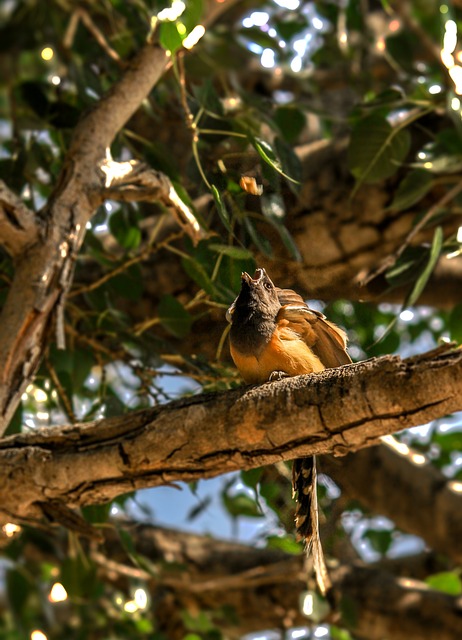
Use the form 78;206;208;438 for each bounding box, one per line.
0;345;461;528
0;44;170;436
93;524;462;639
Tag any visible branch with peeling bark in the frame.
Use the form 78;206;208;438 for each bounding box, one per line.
98;158;203;242
0;345;461;528
0;43;172;436
0;180;39;257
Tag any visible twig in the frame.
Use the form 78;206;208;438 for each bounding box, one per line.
63;7;124;67
71;230;184;298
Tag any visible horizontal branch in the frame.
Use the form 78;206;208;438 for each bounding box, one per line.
0;345;461;524
98;158;203;243
0;180;38;256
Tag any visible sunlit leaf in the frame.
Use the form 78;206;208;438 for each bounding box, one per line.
266;534;302;554
426;571;462;595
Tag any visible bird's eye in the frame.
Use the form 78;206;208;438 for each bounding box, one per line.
264;282;272;290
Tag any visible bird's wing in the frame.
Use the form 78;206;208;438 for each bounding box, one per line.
276;288;351;369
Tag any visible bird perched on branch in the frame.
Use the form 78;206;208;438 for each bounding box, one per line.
226;267;351;598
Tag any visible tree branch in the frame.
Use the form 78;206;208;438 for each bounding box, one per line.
0;345;461;526
0;43;170;436
98;158;203;243
0;180;38;256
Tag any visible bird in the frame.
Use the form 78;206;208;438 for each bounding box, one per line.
226;267;351;598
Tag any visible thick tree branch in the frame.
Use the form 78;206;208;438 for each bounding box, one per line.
0;180;39;256
0;43;170;436
0;346;461;526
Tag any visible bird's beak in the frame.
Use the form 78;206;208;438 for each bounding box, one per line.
241;268;266;285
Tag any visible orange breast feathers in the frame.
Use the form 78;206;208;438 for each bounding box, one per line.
230;305;350;384
227;269;351;385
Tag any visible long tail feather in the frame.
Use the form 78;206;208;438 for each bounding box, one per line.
293;455;332;597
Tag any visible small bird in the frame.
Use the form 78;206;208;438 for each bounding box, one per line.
226;267;351;597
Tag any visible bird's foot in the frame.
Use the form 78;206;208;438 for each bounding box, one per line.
268;370;289;382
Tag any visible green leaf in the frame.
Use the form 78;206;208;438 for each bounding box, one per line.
348;113;411;184
243;216;273;257
426;571;462;595
274;136;302;189
390;169;433;211
211;185;231;232
209;243;252;260
253;138;300;184
181;257;218;297
363;528;393;555
433;430;462;453
378;227;443;344
222;492;263;518
109;264;144;301
6;569;30;619
266;534;302;554
181;0;203;31
193;80;223;116
108;209;141;250
81;503;112;524
269;219;302;261
240;468;263;490
405;226;443;307
158;295;192;338
385;246;427;288
448;303;462;343
273;106;306;144
5;403;23;436
61;556;97;599
158;21;184;54
238;27;283;53
330;625;354;640
187;496;212;521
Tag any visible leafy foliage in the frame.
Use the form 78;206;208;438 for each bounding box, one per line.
1;0;462;639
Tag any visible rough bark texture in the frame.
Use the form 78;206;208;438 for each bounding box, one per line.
0;345;461;529
0;44;170;436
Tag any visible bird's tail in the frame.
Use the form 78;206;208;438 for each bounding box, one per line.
293;455;332;597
